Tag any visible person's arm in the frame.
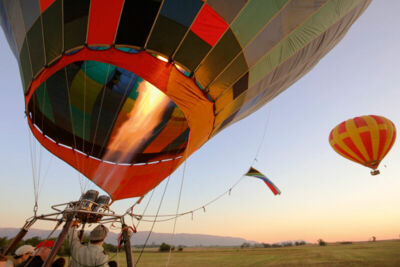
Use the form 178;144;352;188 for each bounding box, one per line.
68;224;83;253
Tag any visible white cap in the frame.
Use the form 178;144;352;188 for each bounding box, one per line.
15;245;34;256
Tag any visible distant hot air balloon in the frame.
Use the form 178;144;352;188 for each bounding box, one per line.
329;115;396;175
0;0;371;200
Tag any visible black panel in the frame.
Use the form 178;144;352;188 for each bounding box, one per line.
174;31;211;71
232;72;248;99
146;15;187;57
43;0;62;65
19;39;32;92
160;0;203;27
20;0;41;30
45;69;73;136
116;0;162;48
195;29;242;87
64;0;90;51
27;18;45;77
90;85;127;159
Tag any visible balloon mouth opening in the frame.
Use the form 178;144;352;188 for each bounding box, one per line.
26;60;190;165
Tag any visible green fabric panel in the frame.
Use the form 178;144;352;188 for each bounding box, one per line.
249;0;361;87
69;68;104;114
195;29;242;88
71;105;91;141
27;18;45;77
35;82;55;123
244;0;328;67
207;0;247;24
146;15;187;57
208;53;248;100
173;31;211;72
42;0;62;65
64;0;90;52
84;61;116;85
231;0;288;47
19;39;32;92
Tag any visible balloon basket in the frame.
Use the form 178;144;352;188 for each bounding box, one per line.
370;170;380;176
1;191;134;267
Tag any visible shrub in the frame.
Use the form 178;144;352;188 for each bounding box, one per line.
318;239;327;246
159;242;174;252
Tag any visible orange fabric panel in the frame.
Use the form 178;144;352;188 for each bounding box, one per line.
166;67;214;155
25;48;215;200
143;117;188;154
40;0;55;12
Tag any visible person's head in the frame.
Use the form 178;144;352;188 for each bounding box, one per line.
90;225;108;245
35;240;54;261
13;245;34;263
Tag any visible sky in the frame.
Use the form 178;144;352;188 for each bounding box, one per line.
0;1;400;244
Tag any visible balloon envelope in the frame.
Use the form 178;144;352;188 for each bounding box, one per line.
0;0;371;200
329;115;396;171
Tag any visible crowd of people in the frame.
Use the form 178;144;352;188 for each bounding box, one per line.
0;223;117;267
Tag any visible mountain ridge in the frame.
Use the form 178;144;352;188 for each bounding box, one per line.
0;228;258;247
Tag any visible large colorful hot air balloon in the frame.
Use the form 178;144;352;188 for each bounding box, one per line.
0;0;371;200
329;115;396;175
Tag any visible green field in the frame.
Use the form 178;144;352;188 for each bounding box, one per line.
105;240;400;266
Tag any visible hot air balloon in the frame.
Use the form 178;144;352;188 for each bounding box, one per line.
0;0;371;200
329;115;396;175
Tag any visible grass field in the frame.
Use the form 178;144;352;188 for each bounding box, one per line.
105;240;400;266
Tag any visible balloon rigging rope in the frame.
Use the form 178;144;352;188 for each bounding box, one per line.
131;105;272;223
135;174;172;266
166;157;188;267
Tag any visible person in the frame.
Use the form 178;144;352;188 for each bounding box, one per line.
16;240;60;267
0;255;7;267
5;245;34;267
68;223;109;267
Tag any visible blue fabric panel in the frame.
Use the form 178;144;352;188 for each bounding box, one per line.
0;0;18;57
160;0;203;27
20;0;41;30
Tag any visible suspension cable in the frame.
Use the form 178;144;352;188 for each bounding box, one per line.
135;174;172;266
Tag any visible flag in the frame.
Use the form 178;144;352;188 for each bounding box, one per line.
245;167;281;195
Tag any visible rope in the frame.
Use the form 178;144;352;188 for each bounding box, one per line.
166;154;188;267
252;106;272;165
135;174;172;266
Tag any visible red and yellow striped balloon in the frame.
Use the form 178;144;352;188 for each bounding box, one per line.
329;115;396;172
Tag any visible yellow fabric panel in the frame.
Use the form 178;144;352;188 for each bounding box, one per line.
213;96;245;132
215;89;233;114
362;116;379;161
330;126;363;164
207;55;248;100
379;118;396;162
345;119;371;162
69;69;103;113
121;97;135;114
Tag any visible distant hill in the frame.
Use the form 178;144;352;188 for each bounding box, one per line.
0;228;258;247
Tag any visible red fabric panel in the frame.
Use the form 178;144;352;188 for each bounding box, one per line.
337;122;347;134
359;131;373;160
40;0;55;12
190;4;228;46
370;115;385;124
333;144;360;164
343;137;366;163
87;0;124;45
354;116;367;128
377;129;387;160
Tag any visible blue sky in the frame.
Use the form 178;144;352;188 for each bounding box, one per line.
0;1;399;243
